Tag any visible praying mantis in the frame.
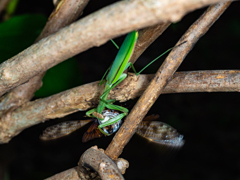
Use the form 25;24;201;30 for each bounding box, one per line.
40;31;185;144
85;30;180;135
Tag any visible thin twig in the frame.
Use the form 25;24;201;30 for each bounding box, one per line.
0;69;239;143
0;0;230;97
105;2;232;160
0;0;90;116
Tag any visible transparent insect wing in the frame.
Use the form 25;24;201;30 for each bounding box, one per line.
136;121;184;148
40;120;92;140
99;109;122;135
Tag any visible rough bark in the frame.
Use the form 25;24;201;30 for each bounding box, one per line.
78;146;124;180
45;146;128;180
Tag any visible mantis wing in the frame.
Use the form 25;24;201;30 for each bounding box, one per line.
107;31;138;85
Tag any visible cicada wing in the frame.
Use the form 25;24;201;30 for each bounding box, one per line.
136;121;184;149
82;119;103;143
40;120;92;140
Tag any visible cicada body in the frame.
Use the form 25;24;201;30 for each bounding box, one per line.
98;109;122;135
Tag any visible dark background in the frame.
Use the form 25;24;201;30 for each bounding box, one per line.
0;0;240;179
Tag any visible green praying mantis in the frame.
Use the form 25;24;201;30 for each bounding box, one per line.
86;30;183;135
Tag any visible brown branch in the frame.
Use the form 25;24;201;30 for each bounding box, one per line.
0;69;239;143
45;147;128;180
78;146;124;180
105;2;232;160
0;0;90;116
0;0;10;15
0;0;231;97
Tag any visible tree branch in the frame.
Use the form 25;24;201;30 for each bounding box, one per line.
45;146;129;180
78;146;124;180
0;69;239;143
105;1;232;160
0;0;232;97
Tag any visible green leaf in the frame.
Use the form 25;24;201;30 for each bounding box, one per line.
0;14;47;61
34;58;82;98
6;0;19;16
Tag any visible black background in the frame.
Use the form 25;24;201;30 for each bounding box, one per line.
1;0;240;179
